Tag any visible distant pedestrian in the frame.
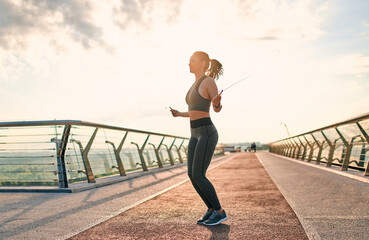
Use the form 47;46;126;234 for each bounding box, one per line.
170;51;227;226
251;142;256;152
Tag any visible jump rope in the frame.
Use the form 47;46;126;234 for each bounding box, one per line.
167;49;280;113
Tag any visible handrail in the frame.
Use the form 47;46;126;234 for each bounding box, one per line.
0;120;190;189
268;112;369;176
0;120;188;139
271;112;369;144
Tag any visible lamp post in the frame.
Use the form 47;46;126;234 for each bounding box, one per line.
280;122;291;138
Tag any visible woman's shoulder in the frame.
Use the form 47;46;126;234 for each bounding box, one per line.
204;76;216;86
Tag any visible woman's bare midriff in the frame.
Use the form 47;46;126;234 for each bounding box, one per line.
189;110;210;121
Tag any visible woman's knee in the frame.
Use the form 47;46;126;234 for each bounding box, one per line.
191;171;205;183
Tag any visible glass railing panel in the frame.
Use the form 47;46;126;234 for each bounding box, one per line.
303;134;314;145
349;141;367;169
159;149;171;166
321;128;340;143
332;141;344;165
0;125;64;186
65;145;87;183
170;148;180;163
336;123;362;141
143;149;157;167
120;148;140;171
0;121;190;187
311;131;325;146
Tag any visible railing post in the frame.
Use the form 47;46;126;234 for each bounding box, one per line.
50;124;71;188
303;136;314;162
175;139;185;163
105;131;127;176
115;132;128;174
279;142;285;155
283;142;289;156
298;137;307;161
335;128;349;170
288;140;293;157
131;134;150;171
356;122;369;176
149;143;163;168
276;142;282;155
311;133;324;164
70;128;98;183
275;142;280;155
278;142;283;155
169;138;177;162
180;145;188;159
274;142;279;154
148;136;165;168
162;139;176;165
287;139;293;157
287;139;294;157
321;131;335;167
292;138;300;159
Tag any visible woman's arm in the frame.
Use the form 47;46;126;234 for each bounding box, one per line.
171;109;189;117
206;78;222;113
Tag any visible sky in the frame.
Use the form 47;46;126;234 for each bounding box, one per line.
0;0;368;144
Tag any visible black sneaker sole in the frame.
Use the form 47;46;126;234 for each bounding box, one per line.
203;216;228;226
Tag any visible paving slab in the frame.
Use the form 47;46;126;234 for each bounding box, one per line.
69;153;308;240
256;152;369;240
0;155;228;240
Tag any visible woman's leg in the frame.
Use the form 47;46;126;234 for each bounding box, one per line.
187;135;213;209
191;125;221;211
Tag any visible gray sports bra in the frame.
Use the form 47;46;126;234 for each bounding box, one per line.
185;75;211;112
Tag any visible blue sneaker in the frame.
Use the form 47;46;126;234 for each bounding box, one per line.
203;210;227;226
197;210;214;225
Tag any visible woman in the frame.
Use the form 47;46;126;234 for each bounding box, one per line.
171;51;227;226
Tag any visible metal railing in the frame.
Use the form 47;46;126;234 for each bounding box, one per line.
0;120;190;188
268;113;369;176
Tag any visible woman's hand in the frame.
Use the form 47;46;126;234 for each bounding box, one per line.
169;108;189;117
171;109;180;117
212;91;222;108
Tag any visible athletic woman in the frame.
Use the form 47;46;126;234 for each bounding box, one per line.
171;51;227;226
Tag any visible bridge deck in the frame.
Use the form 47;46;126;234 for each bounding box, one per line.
68;153;308;240
2;152;368;239
257;152;369;240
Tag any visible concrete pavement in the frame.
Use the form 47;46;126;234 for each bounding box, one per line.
0;155;230;240
256;152;369;240
69;153;308;240
3;151;365;240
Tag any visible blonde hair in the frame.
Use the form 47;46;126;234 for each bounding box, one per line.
193;51;223;80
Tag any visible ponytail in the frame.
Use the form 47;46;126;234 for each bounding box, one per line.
193;51;224;80
208;59;223;80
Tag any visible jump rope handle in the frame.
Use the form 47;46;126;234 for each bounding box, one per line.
212;90;223;106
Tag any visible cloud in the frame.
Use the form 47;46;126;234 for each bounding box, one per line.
325;54;369;77
233;0;328;41
360;20;369;40
0;0;185;53
113;0;183;30
243;36;280;41
0;0;106;50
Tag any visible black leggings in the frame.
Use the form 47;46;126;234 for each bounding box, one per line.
187;118;221;211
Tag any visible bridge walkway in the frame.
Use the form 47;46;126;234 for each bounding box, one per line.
68;153;308;240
